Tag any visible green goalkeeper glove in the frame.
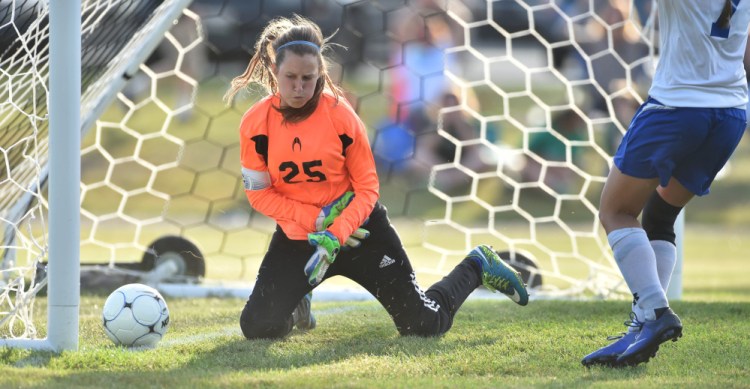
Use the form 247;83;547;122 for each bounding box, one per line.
343;227;370;249
315;192;354;231
305;231;340;286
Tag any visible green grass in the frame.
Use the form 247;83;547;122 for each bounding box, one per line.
1;299;748;388
1;223;749;388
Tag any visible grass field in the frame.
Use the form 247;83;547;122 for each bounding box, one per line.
2;300;749;388
0;226;748;388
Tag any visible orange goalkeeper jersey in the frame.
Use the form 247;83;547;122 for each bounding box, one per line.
239;92;379;244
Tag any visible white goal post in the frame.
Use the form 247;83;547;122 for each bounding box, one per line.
0;0;81;352
0;0;194;351
38;0;81;352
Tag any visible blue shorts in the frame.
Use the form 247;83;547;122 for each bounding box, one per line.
614;97;746;196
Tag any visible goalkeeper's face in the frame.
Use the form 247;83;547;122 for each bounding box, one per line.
275;52;321;109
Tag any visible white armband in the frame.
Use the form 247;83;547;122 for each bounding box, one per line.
241;167;271;191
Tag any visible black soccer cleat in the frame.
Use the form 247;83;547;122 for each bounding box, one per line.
292;292;316;331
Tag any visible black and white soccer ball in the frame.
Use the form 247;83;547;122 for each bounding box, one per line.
102;283;170;348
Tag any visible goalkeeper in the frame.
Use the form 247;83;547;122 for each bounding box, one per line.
225;15;529;340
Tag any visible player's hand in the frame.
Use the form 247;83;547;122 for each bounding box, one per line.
315;192;354;231
343;227;370;249
305;231;340;286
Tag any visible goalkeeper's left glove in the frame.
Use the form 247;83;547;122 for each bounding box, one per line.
343;227;370;249
305;231;340;286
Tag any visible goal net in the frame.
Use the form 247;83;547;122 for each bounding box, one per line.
0;0;193;346
1;0;660;343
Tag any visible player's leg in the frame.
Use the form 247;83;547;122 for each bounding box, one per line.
616;106;746;366
393;245;531;335
417;244;529;332
324;204;448;336
240;230;314;339
342;250;480;337
599;165;668;320
643;183;692;300
594;181;688;366
585;98;688;366
619;185;688;330
582;166;669;366
416;245;530;330
327;203;472;336
331;204;525;337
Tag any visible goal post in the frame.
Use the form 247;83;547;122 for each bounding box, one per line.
0;0;81;351
44;0;82;352
0;0;195;350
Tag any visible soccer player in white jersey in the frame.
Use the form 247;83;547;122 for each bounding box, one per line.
582;0;750;367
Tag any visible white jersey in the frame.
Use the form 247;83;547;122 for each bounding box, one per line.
649;0;750;108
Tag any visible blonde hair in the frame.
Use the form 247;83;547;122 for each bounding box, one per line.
224;15;344;122
719;0;733;28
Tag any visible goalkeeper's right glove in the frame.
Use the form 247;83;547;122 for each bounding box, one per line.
315;192;354;231
305;231;340;286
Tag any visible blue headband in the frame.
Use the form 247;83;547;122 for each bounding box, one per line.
275;40;320;53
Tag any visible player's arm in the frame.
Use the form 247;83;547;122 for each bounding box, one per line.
241;166;319;230
239;108;319;230
326;104;380;244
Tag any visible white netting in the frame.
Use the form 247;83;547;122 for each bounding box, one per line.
136;0;652;299
1;0;194;339
2;0;659;340
417;0;657;298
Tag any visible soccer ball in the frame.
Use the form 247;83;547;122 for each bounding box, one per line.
102;283;170;348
